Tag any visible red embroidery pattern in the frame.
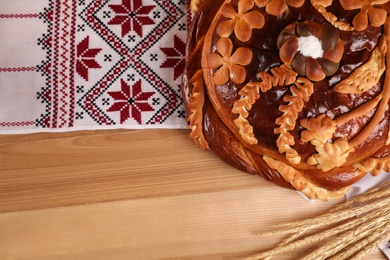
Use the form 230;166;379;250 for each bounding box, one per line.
108;0;155;37
0;14;39;18
0;0;189;133
68;0;77;127
107;79;155;124
79;0;185;126
41;0;78;129
160;35;185;80
51;0;61;128
76;36;102;81
58;0;72;128
0;67;36;72
0;121;36;127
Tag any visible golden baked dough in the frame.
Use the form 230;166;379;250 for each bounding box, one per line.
182;0;390;200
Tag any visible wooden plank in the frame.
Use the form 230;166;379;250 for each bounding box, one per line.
0;130;386;259
0;130;265;212
0;188;342;259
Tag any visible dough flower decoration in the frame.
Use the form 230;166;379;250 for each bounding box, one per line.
255;0;305;17
207;37;252;85
217;0;265;42
340;0;390;31
307;138;354;172
277;20;344;81
299;114;354;172
300;114;336;147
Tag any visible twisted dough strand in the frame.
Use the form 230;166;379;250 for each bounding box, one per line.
275;78;314;164
232;65;297;145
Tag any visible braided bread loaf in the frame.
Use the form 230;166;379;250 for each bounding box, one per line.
182;0;390;200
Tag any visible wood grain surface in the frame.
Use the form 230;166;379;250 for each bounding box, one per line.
0;129;386;259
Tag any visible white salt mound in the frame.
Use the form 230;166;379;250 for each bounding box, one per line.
297;35;324;59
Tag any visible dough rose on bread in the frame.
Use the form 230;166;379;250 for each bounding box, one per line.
182;0;390;200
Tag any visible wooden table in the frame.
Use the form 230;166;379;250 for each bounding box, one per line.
0;129;386;259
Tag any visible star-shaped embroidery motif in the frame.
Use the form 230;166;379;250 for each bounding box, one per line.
107;79;155;124
160;35;185;80
76;36;102;81
108;0;155;37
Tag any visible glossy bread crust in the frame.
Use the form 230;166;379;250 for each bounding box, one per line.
182;0;390;200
